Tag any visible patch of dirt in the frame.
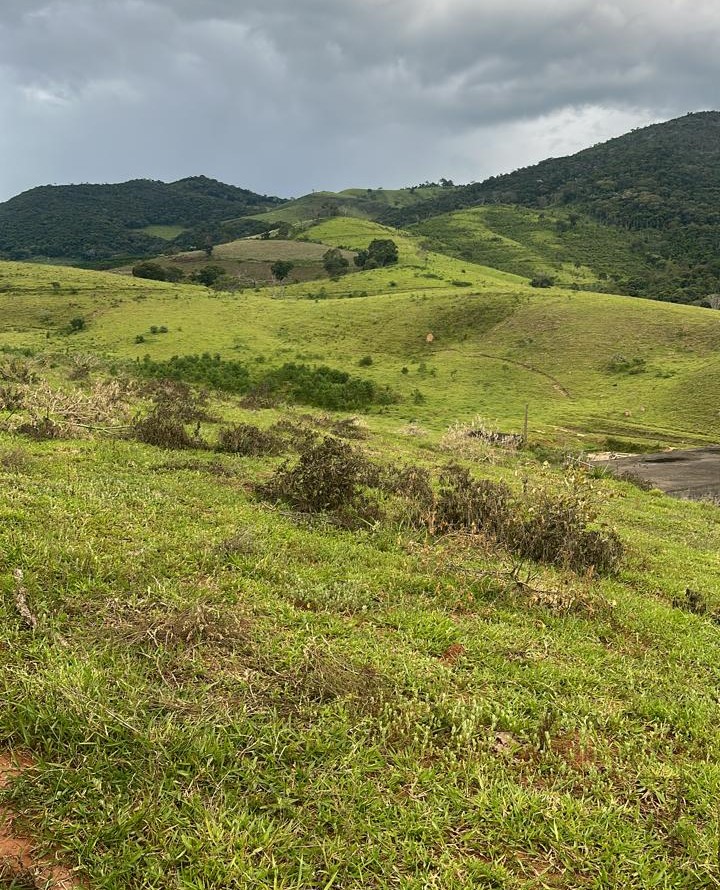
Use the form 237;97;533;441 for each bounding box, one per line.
0;754;83;889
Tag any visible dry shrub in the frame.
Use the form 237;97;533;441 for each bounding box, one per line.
442;417;522;459
134;409;203;450
382;464;435;526
117;603;249;651
0;385;23;412
269;418;318;451
0;357;37;384
216;423;284;456
517;490;623;575
328;416;369;440
143;379;215;422
288;646;391;713
429;465;623;575
216;529;257;558
257;436;375;514
16;416;64;441
68;353;100;381
0;448;32;473
4;377;133;439
435;464;513;539
156;457;239;477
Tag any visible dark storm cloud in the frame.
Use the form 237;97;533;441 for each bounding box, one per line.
1;0;719;200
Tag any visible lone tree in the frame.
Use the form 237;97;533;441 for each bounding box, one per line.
271;260;294;282
355;239;398;270
323;248;349;278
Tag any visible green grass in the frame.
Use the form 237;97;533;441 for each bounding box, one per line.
113;238;356;287
248;186;447;227
413;205;656;293
138;225;188;240
2;219;720;886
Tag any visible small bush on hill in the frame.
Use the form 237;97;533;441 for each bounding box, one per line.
134;408;202;450
258;436;374;514
216;423;284;456
530;275;555;288
252;363;396;412
138;354;251;394
607;354;646;374
132;261;167;281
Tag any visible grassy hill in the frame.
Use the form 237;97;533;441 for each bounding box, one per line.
4;216;720;449
384;112;720;305
2;224;720;887
248;185;449;227
0;176;283;263
411;205;659;293
113;238;357;287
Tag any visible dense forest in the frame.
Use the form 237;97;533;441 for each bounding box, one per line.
0;176;283;261
383;112;720;303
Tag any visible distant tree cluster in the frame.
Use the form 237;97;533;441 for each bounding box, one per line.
132;261;184;282
354;239;399;270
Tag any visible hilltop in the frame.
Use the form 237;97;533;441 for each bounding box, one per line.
384;112;720;304
0;176;283;263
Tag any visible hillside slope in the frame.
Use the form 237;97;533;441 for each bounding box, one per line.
3;216;720;449
0;176;283;262
384;112;720;304
2;246;720;888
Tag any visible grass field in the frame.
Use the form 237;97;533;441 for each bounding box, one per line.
2;220;720;888
412;206;657;294
248;186;447;227
113;239;356;287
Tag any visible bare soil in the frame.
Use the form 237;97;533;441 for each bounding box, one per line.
0;753;82;889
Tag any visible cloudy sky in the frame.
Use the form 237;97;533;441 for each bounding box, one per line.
0;0;718;201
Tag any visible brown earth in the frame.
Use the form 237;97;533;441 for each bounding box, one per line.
0;753;82;889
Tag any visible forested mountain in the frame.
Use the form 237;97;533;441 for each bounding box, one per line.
383;112;720;303
0;176;283;261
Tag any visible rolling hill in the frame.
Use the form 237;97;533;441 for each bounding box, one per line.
384;112;720;304
0;176;283;263
4;216;720;450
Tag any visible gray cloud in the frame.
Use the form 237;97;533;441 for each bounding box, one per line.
0;0;718;200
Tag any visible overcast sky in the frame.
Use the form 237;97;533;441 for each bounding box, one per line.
0;0;718;201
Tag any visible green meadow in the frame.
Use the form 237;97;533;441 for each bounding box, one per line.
1;217;720;888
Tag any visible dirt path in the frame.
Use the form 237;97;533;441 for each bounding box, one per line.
445;347;571;397
0;753;82;889
591;446;720;500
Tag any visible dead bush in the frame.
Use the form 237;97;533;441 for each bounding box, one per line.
144;379;215;422
216;423;284;456
435;464;514;538
426;465;623;575
516;490;623;575
269;418;318;451
382;464;435;526
257;436;375;514
16;416;64;441
0;448;32;473
117;603;249;651
0;357;37;384
134;408;203;450
328;416;369;440
288;646;391;713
